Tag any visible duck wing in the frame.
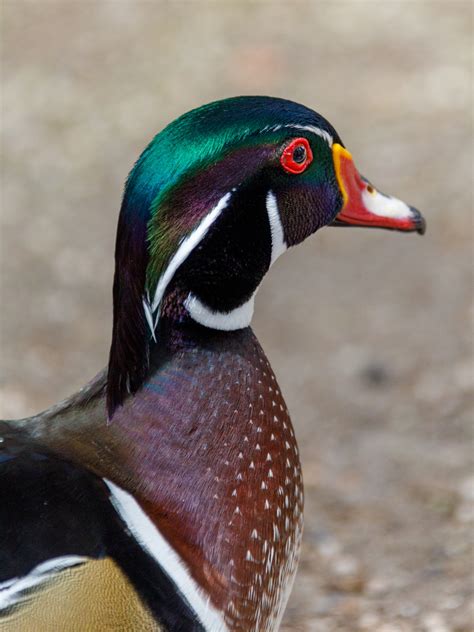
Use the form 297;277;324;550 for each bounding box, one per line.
0;429;203;631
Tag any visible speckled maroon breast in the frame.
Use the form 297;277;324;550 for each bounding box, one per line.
109;325;304;631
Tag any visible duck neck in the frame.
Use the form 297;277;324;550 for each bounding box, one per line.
112;314;302;630
26;309;304;631
157;280;256;341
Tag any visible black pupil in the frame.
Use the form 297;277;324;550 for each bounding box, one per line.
292;145;306;164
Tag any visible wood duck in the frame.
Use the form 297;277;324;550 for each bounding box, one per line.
0;96;425;632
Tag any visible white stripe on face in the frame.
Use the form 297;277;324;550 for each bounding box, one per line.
142;297;156;341
105;480;229;632
266;191;287;265
260;124;333;147
150;192;233;316
284;124;333;147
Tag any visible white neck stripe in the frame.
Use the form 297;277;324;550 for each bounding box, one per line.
184;293;255;331
105;480;228;632
150;192;232;316
266;190;287;265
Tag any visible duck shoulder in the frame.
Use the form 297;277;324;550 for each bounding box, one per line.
0;424;204;632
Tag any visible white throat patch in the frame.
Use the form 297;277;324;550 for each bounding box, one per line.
184;293;255;331
183;189;287;331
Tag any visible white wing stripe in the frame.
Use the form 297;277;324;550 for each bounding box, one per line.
0;555;87;610
105;480;228;632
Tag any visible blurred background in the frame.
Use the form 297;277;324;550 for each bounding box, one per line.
1;2;472;631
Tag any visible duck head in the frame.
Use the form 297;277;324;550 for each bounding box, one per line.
108;96;425;416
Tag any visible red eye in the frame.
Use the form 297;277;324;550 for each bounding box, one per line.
280;138;313;174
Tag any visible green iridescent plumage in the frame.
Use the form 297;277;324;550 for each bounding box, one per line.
124;96;338;294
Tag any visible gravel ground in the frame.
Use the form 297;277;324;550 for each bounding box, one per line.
1;3;473;631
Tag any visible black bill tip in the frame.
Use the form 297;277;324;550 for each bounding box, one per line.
410;207;426;235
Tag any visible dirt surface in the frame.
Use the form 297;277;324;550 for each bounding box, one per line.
1;3;473;631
